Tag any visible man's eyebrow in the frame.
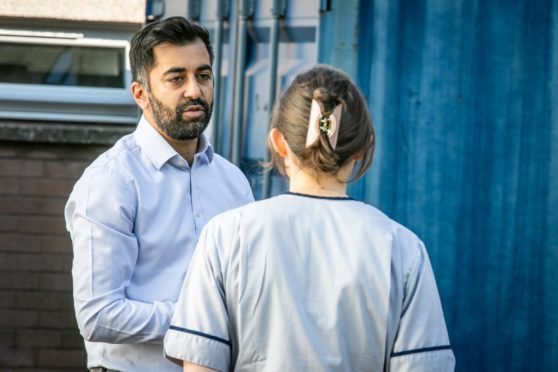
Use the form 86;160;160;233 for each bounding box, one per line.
197;64;212;72
163;67;186;76
163;65;212;76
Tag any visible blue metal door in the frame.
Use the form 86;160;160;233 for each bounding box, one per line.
352;0;558;371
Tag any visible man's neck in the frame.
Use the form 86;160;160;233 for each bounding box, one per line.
145;116;199;165
167;136;198;165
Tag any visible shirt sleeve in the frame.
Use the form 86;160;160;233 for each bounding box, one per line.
164;221;231;372
65;166;175;344
388;240;456;372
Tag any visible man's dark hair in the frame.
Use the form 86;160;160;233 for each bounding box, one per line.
129;16;214;86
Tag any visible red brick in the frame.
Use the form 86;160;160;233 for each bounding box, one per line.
25;216;67;235
0;159;43;177
39;311;77;329
0;291;16;308
0;310;39;327
66;145;108;161
0;253;71;273
42;235;72;254
16;330;61;348
0;178;19;195
16;292;73;310
0;253;70;272
0;216;67;235
38;349;86;368
26;144;107;161
44;161;89;179
24;144;102;160
0;348;35;366
38;273;72;292
0;217;17;233
0;273;39;290
24;149;60;160
18;179;74;198
14;292;73;310
0;330;14;347
61;331;83;349
0;197;66;216
0;145;17;158
0;234;42;253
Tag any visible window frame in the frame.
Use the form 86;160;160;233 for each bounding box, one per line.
0;30;137;124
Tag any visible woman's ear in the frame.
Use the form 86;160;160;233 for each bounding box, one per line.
269;128;289;158
353;134;374;161
353;150;364;161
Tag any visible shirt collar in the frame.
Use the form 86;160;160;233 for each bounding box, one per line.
196;131;215;164
135;116;215;170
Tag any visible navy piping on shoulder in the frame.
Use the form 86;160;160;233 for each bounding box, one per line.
391;345;452;357
284;191;355;201
169;325;231;347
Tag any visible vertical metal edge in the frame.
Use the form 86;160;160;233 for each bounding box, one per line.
211;0;229;151
261;0;286;198
187;0;201;22
230;0;254;165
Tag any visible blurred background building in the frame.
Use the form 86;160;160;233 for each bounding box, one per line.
0;0;556;371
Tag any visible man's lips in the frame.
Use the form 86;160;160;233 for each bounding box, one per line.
181;105;205;118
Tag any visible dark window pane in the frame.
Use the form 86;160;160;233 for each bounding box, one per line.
0;42;125;88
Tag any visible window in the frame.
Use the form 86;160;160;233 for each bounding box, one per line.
0;43;125;88
0;30;137;124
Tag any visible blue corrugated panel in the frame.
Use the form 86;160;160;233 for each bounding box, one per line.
340;0;558;371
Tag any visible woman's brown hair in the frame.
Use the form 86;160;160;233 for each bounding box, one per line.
269;65;375;180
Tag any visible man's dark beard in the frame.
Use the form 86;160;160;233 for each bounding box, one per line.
148;93;213;140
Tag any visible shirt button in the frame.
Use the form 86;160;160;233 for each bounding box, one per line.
196;212;200;218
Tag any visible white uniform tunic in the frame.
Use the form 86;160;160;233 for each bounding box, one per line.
164;193;455;371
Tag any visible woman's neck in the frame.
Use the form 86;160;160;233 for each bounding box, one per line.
288;169;348;197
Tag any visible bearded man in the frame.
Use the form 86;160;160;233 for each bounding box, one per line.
65;17;254;372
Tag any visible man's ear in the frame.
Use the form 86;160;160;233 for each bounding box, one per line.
131;81;149;111
269;128;289;158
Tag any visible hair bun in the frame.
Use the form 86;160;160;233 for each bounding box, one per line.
268;65;374;181
312;88;339;116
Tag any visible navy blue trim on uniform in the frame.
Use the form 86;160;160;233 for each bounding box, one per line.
285;191;355;201
391;345;452;357
169;325;231;347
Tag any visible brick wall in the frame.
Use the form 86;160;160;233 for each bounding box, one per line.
0;141;109;371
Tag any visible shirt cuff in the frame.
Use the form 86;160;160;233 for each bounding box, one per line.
164;326;231;372
389;347;455;371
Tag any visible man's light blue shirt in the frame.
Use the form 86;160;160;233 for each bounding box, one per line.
65;116;254;371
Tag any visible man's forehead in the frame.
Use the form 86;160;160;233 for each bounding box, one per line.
151;40;210;70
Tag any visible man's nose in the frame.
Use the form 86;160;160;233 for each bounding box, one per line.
184;79;202;99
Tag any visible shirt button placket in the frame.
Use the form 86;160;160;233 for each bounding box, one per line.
191;161;200;232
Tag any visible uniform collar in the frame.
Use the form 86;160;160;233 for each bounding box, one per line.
135;116;214;170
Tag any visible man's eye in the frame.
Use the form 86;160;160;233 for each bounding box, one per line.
198;73;212;81
169;76;183;83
